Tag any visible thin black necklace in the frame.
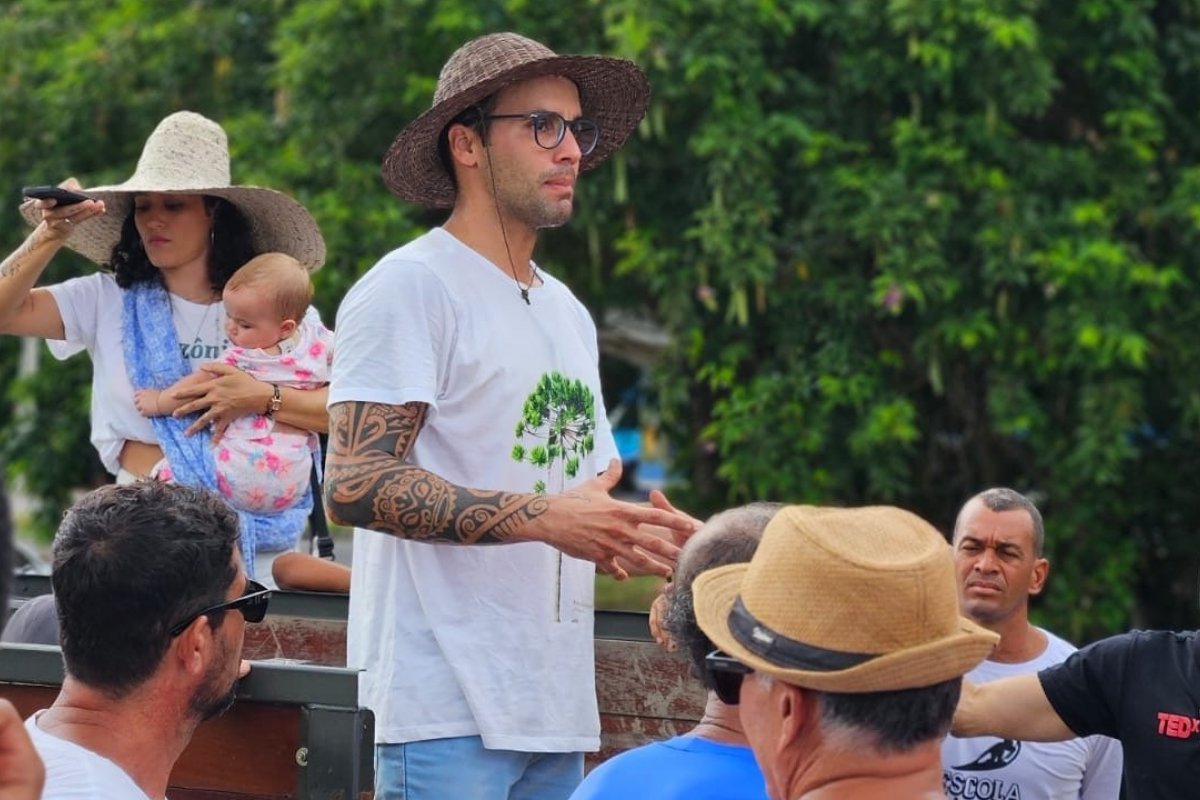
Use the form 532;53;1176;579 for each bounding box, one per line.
171;292;219;346
486;152;538;304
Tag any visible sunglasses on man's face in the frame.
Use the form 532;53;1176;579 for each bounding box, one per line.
705;649;755;706
169;579;271;637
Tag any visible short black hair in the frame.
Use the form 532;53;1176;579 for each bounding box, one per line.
816;677;963;753
956;487;1045;556
663;502;784;689
52;482;240;696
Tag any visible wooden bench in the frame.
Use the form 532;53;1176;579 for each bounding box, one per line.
0;643;373;800
8;575;705;770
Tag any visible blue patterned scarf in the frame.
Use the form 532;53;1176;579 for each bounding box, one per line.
122;281;311;575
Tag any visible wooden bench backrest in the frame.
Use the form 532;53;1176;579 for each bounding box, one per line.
0;644;372;800
9;578;705;769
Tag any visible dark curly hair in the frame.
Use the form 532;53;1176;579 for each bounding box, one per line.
110;196;255;294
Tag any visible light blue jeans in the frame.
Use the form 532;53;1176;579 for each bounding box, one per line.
375;736;583;800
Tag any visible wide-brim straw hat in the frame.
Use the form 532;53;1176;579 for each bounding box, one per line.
693;505;999;693
21;111;326;272
381;32;650;208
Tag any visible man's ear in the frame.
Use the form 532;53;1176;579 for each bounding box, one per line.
1029;557;1050;596
170;616;215;680
447;123;483;169
778;682;813;746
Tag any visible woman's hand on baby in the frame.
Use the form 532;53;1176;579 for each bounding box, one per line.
175;362;270;441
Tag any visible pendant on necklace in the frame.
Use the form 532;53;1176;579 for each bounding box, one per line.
521;288;530;305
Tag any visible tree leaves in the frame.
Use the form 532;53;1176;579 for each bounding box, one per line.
2;0;1199;639
512;373;597;493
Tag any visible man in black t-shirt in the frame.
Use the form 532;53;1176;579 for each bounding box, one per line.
954;627;1200;800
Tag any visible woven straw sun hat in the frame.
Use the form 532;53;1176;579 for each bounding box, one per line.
693;505;999;693
381;31;650;208
21;111;326;272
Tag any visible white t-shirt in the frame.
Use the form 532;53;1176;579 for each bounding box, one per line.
942;629;1124;799
330;228;618;752
26;711;157;800
46;272;229;475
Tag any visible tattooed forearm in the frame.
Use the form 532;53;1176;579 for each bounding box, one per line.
324;401;548;543
0;235;39;279
457;492;551;542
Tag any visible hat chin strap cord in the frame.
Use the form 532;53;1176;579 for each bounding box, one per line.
728;596;878;672
484;146;538;305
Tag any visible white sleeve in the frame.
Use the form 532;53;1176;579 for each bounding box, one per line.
1078;734;1124;800
43;273;107;359
328;258;456;413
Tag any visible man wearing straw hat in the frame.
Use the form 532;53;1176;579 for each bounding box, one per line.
693;505;1000;800
942;489;1122;799
325;32;699;799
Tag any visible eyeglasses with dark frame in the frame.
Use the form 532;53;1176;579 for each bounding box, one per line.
482;111;601;156
169;579;271;637
705;649;755;706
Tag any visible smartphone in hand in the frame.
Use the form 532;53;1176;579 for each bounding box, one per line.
22;185;92;206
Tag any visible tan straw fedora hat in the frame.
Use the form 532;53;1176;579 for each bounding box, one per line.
21;111;326;272
693;505;999;693
381;31;650;208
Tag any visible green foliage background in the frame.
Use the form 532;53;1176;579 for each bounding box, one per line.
4;0;1200;641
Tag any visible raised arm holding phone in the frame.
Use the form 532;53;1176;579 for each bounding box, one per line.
0;111;329;580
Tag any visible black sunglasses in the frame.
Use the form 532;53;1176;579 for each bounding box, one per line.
169;579;271;637
705;649;755;706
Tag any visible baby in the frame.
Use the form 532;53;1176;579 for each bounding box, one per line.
135;252;333;514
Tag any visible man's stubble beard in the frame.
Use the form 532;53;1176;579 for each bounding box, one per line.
188;635;239;722
486;156;575;231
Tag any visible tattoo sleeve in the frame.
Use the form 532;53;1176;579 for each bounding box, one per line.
324;401;549;543
0;234;39;279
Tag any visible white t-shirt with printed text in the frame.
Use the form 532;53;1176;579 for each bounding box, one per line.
942;628;1124;799
46;272;229;475
330;228;619;752
26;711;157;800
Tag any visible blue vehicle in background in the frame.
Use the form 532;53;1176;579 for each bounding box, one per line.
608;385;670;496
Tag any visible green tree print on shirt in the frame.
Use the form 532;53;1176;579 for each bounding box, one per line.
511;372;597;494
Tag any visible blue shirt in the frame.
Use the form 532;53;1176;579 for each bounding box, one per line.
570;735;767;800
